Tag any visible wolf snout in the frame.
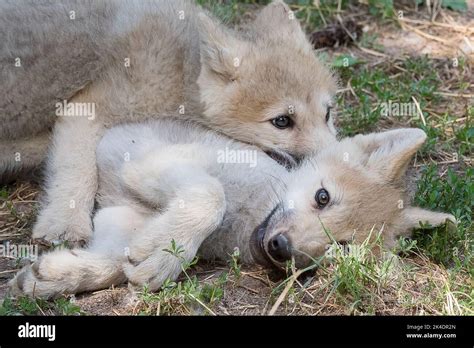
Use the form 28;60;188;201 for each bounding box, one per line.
267;233;292;262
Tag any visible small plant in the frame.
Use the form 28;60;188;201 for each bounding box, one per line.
367;0;394;19
414;165;473;270
0;186;9;199
337;56;441;137
54;297;82;315
326;234;381;305
359;33;384;52
0;296;82;316
0;297;41;315
415;0;468;12
163;239;198;273
394;237;418;257
138;240;228;315
201;272;227;304
228;247;242;279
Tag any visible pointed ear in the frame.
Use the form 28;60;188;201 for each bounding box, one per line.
399;207;456;230
384;207;456;248
197;13;247;81
250;0;310;50
353;128;427;181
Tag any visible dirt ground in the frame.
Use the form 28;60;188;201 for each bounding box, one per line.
0;0;472;315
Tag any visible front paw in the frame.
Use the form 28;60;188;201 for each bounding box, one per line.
125;239;157;266
8;260;59;299
123;252;182;292
32;207;92;247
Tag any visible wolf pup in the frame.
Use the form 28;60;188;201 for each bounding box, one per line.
9;120;454;298
0;0;337;244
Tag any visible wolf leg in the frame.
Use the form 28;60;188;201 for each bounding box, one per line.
32;116;103;245
9;205;146;298
120;150;225;291
8;249;125;299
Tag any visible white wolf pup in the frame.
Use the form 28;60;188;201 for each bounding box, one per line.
0;0;337;244
9;120;454;298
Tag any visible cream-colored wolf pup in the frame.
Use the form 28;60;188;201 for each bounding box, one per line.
0;0;337;244
9;119;454;298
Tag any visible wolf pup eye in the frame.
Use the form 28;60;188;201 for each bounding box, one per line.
325;107;332;123
271;115;293;129
315;188;330;208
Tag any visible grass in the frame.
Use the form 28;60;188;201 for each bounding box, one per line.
137;272;228;315
137;240;231;315
269;232;473;315
137;245;246;315
414;165;473;270
336;56;442;136
0;296;82;316
314;0;472;314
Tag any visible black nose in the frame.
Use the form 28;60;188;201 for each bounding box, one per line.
267;234;292;262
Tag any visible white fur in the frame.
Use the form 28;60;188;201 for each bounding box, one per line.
9;121;454;298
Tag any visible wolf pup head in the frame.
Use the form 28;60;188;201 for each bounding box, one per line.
251;128;455;268
197;0;337;163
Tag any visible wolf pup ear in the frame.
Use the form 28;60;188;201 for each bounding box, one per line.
250;0;310;50
197;13;247;81
354;128;427;182
400;207;456;229
384;207;455;249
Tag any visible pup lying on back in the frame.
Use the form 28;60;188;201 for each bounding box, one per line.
0;0;337;244
9;119;453;298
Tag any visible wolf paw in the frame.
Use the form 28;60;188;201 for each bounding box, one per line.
123;252;182;291
124;239;156;266
32;207;92;247
8;259;61;299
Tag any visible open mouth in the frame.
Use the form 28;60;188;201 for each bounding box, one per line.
249;204;281;268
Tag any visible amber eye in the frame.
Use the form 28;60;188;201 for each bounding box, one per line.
325;107;332;123
271;115;293;129
315;188;330;208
